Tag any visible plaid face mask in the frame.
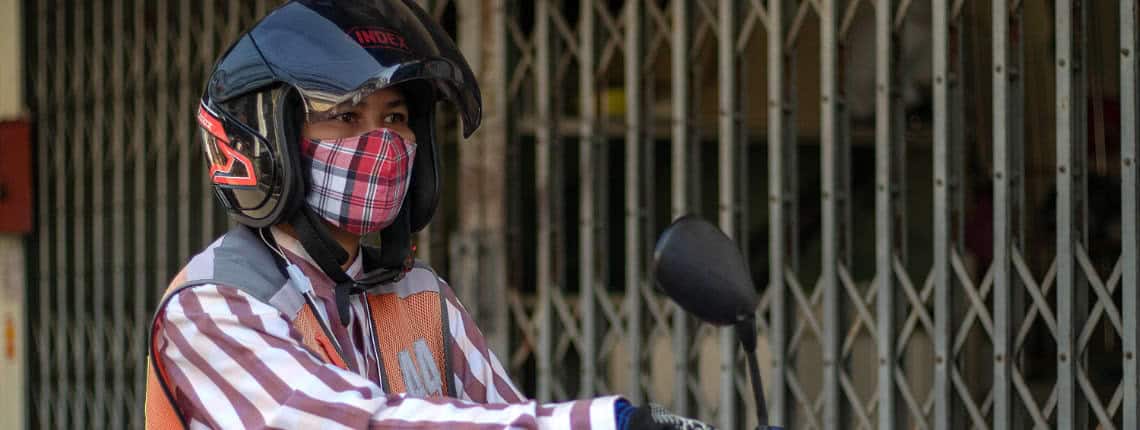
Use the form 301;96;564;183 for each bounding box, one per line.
299;128;417;235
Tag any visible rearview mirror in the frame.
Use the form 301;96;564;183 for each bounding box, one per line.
651;215;758;326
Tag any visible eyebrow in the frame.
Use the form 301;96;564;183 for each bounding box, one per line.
384;98;407;109
337;94;406;116
359;96;405;109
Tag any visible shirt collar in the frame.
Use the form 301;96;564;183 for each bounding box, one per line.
269;226;363;278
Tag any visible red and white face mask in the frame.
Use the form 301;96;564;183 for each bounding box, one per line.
299;128;416;235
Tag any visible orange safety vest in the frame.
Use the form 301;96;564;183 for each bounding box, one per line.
144;227;454;429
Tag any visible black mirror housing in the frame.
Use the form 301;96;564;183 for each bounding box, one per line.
651;215;758;326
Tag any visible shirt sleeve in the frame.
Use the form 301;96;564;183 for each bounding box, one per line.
439;278;526;404
155;283;622;429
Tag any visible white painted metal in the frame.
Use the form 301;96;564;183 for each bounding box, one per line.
1122;2;1140;429
876;0;898;427
671;0;692;417
578;0;598;397
624;0;645;406
820;0;843;427
933;0;954;428
0;236;26;430
534;0;555;404
717;1;738;427
991;0;1012;427
1056;1;1089;428
767;0;789;425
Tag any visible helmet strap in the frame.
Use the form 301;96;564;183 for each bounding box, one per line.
376;207;413;271
356;205;414;286
288;205;414;327
289;206;357;326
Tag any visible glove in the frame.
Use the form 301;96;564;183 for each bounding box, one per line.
623;403;717;430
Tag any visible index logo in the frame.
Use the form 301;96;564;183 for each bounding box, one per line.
350;27;409;51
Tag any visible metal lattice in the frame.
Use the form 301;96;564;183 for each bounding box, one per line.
27;1;283;428
24;0;1140;429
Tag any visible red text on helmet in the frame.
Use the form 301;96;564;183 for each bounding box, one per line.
349;27;409;51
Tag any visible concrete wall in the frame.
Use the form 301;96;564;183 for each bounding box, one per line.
0;237;25;430
0;0;26;428
0;0;21;116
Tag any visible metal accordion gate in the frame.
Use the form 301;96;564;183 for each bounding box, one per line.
23;0;1139;429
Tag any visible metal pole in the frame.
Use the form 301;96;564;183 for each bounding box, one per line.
991;0;1013;427
717;0;738;427
178;0;193;266
491;0;511;365
933;0;955;428
1056;0;1089;428
552;14;570;402
820;0;842;427
51;0;67;423
132;0;151;424
1121;1;1140;428
33;0;51;425
875;0;897;427
91;1;107;426
419;0;436;268
205;0;238;247
625;0;645;405
535;0;554;403
766;0;788;425
951;4;968;260
456;0;510;357
671;0;691;415
152;0;170;306
109;0;126;425
196;0;208;243
1008;7;1028;426
578;0;598;397
70;0;89;425
256;1;270;25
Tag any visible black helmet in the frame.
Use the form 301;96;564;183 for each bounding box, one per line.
197;0;481;324
198;0;480;231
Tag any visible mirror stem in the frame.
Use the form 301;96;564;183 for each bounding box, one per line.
736;317;770;428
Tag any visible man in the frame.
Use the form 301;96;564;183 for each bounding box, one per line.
144;1;713;429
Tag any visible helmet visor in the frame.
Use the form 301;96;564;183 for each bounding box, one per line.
247;0;481;136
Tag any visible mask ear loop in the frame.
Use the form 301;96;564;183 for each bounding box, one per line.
257;227;289;261
256;226;345;359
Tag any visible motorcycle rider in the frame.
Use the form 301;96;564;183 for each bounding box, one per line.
144;1;713;429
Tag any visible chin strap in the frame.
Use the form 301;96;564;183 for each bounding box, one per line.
288;205;413;326
377;208;413;270
290;206;356;326
356;206;414;288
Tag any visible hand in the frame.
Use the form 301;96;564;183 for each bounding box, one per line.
626;404;717;430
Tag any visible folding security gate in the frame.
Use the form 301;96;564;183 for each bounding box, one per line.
24;0;1138;429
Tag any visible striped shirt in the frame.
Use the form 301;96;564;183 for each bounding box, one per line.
154;228;622;429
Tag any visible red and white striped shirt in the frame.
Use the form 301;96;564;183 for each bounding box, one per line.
154;228;622;429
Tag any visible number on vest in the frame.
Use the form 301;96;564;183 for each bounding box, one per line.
397;339;443;397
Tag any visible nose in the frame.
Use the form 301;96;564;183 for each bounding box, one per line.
366;123;414;143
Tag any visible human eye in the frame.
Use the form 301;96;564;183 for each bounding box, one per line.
331;112;359;124
382;112;408;124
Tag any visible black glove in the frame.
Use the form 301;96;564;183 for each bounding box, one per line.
626;404;717;430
